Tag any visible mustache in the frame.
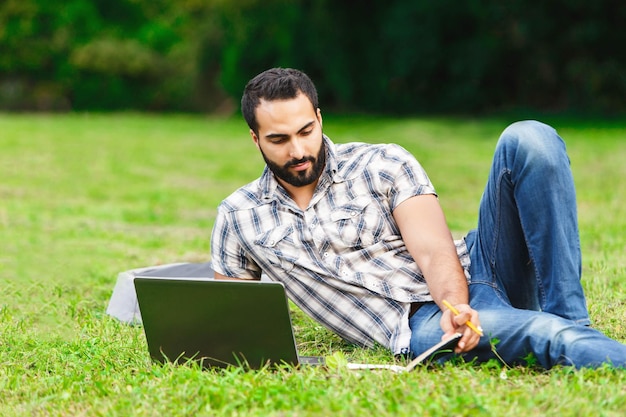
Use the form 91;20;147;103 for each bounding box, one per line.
285;156;315;168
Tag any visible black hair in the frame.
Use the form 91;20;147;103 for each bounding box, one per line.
241;68;319;136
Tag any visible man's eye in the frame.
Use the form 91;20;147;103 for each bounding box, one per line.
301;130;312;136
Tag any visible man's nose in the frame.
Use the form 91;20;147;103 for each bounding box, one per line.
289;138;305;160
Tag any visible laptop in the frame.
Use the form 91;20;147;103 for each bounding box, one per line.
133;277;461;371
133;277;323;369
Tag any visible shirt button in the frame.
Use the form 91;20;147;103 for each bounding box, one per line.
323;252;329;258
350;211;357;216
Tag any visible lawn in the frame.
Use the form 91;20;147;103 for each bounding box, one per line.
1;113;626;416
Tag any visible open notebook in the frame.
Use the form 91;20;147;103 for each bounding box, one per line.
347;333;461;372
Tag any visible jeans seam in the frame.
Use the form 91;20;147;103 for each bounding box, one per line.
521;217;547;311
489;168;507;280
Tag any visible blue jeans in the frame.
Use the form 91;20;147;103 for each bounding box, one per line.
409;120;626;368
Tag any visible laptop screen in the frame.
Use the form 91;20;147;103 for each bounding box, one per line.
134;278;302;369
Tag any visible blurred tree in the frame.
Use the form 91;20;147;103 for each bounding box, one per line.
0;0;625;114
0;0;96;109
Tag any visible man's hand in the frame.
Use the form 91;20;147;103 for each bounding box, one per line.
440;303;482;353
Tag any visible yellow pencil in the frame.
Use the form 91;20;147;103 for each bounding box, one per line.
441;299;484;336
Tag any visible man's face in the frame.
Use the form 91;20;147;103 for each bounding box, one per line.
251;93;325;188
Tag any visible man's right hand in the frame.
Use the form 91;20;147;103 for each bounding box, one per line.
440;303;482;353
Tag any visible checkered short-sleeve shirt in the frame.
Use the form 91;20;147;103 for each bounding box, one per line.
211;136;470;355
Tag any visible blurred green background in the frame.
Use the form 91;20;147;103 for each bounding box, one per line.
2;0;625;115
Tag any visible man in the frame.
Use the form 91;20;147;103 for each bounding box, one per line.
211;67;626;369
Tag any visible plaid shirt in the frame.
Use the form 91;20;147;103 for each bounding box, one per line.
211;136;470;355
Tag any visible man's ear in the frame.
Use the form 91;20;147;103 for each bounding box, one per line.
317;108;323;128
250;129;260;150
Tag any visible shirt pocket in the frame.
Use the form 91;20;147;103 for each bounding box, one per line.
330;196;385;248
254;224;299;273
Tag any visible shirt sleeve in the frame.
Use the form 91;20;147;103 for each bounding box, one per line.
210;205;263;280
382;144;437;210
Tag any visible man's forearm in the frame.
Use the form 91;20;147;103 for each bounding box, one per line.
420;249;469;309
392;194;469;309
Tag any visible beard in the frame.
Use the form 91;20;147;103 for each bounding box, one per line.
261;139;326;187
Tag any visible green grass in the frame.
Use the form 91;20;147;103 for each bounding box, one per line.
1;113;626;416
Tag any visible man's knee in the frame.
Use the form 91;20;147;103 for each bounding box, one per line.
497;120;567;169
501;120;559;145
